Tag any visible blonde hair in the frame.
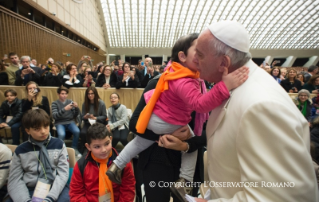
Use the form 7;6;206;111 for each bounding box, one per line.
25;81;43;106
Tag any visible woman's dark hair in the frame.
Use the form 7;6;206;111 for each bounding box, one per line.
66;63;76;74
84;86;100;114
171;33;199;63
0;63;5;72
270;67;281;78
296;73;305;82
308;75;319;85
102;65;112;75
4;89;17;97
122;62;131;70
97;65;104;73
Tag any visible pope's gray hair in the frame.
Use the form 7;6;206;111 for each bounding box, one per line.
20;56;31;62
208;34;251;69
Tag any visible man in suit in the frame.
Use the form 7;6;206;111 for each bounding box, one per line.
304;65;318;83
14;56;42;86
140;63;160;88
139;57;153;81
193;21;318;202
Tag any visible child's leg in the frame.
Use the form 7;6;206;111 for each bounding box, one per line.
114;135;154;169
179;150;198;182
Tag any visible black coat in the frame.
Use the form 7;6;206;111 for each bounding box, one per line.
41;73;63;87
96;72;117;87
22;96;50;117
280;79;302;92
0;72;8;85
14;67;41;86
115;74;139;89
62;74;83;88
140;71;160;88
0;98;23;126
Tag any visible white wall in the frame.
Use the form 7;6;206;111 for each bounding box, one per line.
31;0;107;51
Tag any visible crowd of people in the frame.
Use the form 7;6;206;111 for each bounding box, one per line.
0;20;318;202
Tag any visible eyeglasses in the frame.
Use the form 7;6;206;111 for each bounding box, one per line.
110;97;118;99
299;95;308;97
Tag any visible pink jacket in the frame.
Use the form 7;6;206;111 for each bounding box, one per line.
144;77;230;130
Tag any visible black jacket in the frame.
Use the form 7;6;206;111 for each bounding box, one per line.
14;67;41;86
280;79;302;92
62;74;83;88
41;73;63;87
140;71;160;88
0;98;23;126
0;72;9;85
96;72;117;87
22;96;50;117
115;74;139;89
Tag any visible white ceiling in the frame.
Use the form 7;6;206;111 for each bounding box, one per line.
100;0;319;49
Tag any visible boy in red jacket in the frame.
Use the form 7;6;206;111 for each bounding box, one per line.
70;122;135;202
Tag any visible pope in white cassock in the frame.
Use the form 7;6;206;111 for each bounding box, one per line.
192;20;319;202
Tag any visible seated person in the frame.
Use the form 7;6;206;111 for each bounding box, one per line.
21;81;50;142
41;63;63;87
52;86;81;157
116;62;139;89
6;109;69;202
0;63;8;85
303;75;319;94
280;69;302;93
69;122;135;202
14;56;42;86
0;89;23;145
140;64;160;88
294;89;312;122
82;66;96;87
96;65;117;88
0;143;12;201
63;64;83;88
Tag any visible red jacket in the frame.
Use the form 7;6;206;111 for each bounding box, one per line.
69;148;136;202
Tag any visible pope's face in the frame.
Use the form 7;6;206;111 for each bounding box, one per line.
193;30;224;83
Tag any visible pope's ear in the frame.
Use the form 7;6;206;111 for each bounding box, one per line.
218;55;231;72
178;51;187;63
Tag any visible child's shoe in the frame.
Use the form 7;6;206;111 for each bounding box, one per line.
106;163;122;184
170;178;193;202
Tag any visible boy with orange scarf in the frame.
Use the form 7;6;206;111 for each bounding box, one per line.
69;123;135;202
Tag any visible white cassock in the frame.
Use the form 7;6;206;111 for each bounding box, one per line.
205;60;319;202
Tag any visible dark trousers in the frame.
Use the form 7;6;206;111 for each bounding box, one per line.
142;162;182;202
112;127;129;148
80;122;91;153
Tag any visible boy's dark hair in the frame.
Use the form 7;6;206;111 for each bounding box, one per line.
171;33;199;63
4;89;17;97
87;122;111;144
309;65;318;73
8;52;17;58
57;86;69;94
22;109;50;129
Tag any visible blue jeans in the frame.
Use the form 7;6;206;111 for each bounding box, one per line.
10;122;21;145
5;185;70;202
56;122;80;149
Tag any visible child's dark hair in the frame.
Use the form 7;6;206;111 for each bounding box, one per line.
170;33;199;63
110;92;120;99
57;86;69;94
87;122;111;144
22;109;50;129
4;89;17;97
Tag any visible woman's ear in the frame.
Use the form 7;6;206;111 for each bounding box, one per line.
178;51;187;63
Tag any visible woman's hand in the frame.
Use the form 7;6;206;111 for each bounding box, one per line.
122;73;129;82
158;135;188;151
89;114;96;120
27;89;36;101
103;83;111;89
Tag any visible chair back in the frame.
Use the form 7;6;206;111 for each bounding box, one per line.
66;147;76;168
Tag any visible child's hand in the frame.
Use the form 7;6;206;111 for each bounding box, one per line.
222;66;249;91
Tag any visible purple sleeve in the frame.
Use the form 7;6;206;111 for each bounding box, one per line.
175;79;230;113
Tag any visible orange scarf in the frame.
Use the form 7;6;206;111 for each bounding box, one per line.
136;62;200;134
91;151;114;202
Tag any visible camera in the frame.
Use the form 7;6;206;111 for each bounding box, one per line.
33;88;39;94
71;101;74;105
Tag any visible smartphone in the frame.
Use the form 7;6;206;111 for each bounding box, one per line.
70;101;74;105
88;71;95;76
141;61;144;66
33;88;39;94
84;55;88;59
275;60;281;63
4;54;7;58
